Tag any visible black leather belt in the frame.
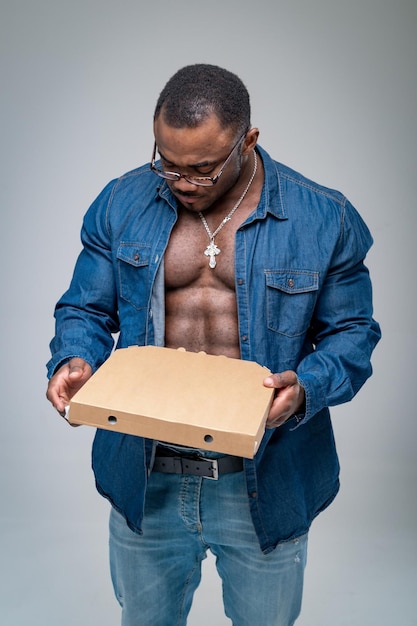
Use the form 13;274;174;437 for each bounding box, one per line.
152;448;243;480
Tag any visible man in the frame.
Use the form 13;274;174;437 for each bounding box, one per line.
46;64;381;625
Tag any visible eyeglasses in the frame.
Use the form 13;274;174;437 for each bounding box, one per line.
150;133;246;187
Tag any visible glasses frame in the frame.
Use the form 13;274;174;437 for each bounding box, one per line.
150;132;247;187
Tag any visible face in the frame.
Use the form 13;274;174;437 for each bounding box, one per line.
153;113;251;214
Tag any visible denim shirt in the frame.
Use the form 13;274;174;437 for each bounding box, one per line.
47;146;381;553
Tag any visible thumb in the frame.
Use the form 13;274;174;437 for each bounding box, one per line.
263;371;298;389
68;358;90;379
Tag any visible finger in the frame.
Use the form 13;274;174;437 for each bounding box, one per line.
53;394;68;415
263;371;297;389
46;385;65;413
46;374;73;413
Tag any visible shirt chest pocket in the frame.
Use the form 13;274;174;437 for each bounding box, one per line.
265;269;319;337
117;243;152;310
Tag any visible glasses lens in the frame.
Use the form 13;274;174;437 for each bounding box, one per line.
184;176;214;187
152;168;179;181
153;166;214;186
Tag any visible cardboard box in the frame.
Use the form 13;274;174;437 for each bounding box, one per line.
68;346;274;458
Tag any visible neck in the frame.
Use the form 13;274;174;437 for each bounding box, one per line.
200;151;257;231
203;150;258;219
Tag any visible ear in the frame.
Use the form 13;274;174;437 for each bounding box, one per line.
242;127;260;155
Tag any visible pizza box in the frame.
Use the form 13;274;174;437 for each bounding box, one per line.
68;346;274;458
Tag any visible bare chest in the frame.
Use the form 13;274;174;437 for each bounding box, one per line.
164;212;238;290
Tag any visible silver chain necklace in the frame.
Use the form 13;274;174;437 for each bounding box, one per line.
198;150;257;268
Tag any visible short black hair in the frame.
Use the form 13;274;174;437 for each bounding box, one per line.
154;64;251;135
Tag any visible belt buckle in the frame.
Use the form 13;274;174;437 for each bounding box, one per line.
204;458;219;480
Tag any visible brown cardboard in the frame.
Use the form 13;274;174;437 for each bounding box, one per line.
68;346;274;458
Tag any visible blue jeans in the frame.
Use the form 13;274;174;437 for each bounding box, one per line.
109;468;307;625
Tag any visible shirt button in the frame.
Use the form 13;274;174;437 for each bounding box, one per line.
287;278;294;288
241;335;248;342
134;253;140;261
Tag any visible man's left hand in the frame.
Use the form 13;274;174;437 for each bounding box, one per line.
263;371;305;428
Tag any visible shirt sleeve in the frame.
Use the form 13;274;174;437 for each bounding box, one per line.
46;180;119;378
295;199;381;422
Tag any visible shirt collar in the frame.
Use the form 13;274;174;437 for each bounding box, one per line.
255;145;287;221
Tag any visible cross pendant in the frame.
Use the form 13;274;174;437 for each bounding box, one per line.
204;239;221;268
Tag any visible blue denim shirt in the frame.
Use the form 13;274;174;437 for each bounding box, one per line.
47;146;381;553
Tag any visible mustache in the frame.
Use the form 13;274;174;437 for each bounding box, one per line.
174;189;200;198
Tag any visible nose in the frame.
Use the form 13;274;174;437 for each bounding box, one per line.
171;176;200;194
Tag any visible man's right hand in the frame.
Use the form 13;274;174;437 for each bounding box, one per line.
46;357;93;418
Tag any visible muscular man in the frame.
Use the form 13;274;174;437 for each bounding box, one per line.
47;64;381;625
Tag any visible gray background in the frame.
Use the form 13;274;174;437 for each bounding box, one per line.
1;1;416;624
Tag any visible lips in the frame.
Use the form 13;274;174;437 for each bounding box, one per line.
174;191;201;204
